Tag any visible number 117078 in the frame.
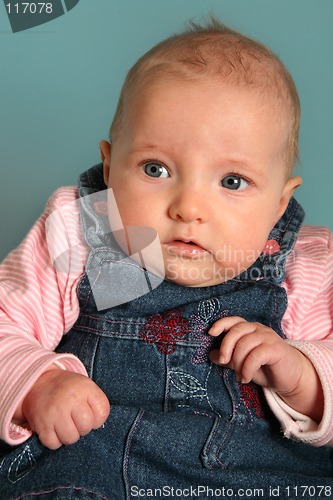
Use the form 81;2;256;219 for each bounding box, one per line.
284;485;332;497
6;3;53;14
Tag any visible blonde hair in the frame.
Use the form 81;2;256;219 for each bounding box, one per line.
109;18;300;173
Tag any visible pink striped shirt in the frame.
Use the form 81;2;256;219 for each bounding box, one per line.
0;187;332;446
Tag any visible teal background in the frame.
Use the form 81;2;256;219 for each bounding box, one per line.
0;0;332;261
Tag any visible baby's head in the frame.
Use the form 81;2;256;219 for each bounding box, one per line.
109;18;300;175
101;19;302;287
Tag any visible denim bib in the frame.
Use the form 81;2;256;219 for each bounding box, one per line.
1;163;332;500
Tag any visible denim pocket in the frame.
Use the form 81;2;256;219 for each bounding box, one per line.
201;412;333;479
122;408;216;494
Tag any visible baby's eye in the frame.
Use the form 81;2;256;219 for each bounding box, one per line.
221;175;249;191
142;162;169;178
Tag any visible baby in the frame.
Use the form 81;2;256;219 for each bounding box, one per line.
0;17;332;498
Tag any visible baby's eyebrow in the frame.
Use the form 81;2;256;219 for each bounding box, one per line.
219;158;253;169
128;143;172;156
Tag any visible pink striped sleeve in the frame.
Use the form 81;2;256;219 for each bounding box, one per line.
264;225;333;446
0;186;89;445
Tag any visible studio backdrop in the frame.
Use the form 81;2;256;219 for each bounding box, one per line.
0;0;332;261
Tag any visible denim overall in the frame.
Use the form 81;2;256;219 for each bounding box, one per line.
0;164;332;500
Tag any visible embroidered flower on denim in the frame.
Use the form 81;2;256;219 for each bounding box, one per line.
190;299;228;364
140;308;191;355
262;239;281;256
238;381;265;419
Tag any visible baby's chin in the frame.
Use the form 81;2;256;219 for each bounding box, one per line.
163;268;230;288
163;260;255;287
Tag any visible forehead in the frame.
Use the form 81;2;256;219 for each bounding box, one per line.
110;28;298;173
115;77;290;176
124;75;289;141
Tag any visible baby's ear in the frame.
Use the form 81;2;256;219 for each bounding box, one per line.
277;176;302;221
99;140;112;186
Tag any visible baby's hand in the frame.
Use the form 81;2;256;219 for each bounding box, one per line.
20;369;110;449
208;316;305;391
208;316;323;422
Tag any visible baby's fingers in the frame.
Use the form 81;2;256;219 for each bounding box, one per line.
37;428;63;450
87;386;110;429
71;405;95;437
209;318;257;365
238;344;274;384
208;316;247;337
38;418;80;450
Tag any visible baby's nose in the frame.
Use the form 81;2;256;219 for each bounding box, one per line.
168;186;208;223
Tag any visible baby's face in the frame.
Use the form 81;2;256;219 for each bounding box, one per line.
101;78;301;287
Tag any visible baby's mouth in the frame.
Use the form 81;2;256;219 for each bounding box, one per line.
165;239;208;258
